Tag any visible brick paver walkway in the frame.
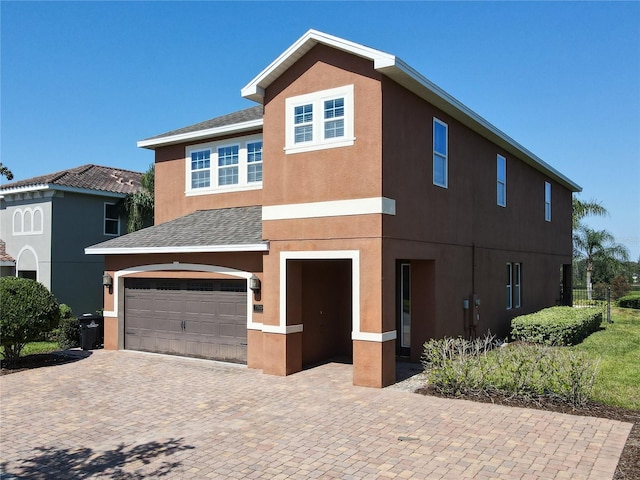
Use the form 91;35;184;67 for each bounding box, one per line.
0;350;632;479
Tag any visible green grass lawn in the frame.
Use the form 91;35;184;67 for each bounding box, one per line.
1;341;59;359
570;307;640;410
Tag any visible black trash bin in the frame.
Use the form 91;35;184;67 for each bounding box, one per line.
78;314;104;349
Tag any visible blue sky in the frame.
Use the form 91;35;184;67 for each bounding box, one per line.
2;1;639;260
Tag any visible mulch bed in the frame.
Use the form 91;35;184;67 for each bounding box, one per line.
2;355;637;479
417;385;639;480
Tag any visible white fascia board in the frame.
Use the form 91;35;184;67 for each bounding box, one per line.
0;184;128;198
241;29;395;103
137;119;263;150
85;243;269;255
263;197;396;221
382;58;582;193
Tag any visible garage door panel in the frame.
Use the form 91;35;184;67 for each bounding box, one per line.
125;278;247;363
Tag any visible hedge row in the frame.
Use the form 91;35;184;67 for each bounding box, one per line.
618;294;640;309
510;306;602;346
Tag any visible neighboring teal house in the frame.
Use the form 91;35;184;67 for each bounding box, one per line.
0;164;142;314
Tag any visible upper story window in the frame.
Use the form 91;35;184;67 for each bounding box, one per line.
104;203;119;236
497;154;506;207
433;118;448;188
186;134;263;195
544;181;552;222
12;207;44;236
285;85;354;154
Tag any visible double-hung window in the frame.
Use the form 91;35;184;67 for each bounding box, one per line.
433;118;448;188
247;141;263;182
497;154;506;207
506;262;522;309
544;181;552;221
186;134;263;195
285;85;354;154
104;203;119;236
191;150;211;189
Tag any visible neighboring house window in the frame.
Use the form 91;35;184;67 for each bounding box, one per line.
217;145;239;186
433;118;448;188
544;181;552;221
191;149;211;189
506;262;522;309
104;203;119;235
497;154;506;207
186;134;263;195
12;207;44;235
247;141;263;182
285;85;354;154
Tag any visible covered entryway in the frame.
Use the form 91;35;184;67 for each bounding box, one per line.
124;278;247;363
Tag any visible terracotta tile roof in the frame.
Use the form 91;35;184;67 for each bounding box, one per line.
0;164;143;195
0;239;15;263
143;105;263;141
87;206;264;251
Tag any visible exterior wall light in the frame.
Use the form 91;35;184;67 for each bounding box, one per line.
103;273;113;293
249;274;261;293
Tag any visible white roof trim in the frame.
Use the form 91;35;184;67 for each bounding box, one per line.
85;243;269;255
0;184;129;198
137;118;263;149
241;29;581;193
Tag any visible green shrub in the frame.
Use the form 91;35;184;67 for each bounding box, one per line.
618;294;640;309
56;304;80;349
510;306;602;346
421;336;599;406
0;277;60;361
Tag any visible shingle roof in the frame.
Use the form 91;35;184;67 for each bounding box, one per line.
0;164;143;195
143;105;263;141
86;206;264;252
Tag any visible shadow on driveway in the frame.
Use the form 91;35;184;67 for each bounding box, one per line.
0;437;195;479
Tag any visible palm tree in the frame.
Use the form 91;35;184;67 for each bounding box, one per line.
573;226;629;299
121;164;154;233
0;163;14;181
572;197;608;230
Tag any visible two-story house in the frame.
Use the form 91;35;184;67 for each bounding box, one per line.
1;164;142;315
86;30;580;387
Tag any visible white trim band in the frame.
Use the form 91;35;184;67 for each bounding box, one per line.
85;243;269;255
352;331;397;342
263;197;396;221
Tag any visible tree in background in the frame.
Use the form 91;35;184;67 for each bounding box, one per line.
0;162;14;181
572;196;608;230
573;225;629;300
121;164;154;233
0;277;60;362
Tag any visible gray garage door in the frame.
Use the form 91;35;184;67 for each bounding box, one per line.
124;278;247;363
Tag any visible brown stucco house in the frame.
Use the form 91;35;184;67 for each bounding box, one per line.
86;30;581;387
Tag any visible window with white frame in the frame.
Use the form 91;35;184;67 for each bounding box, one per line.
506;262;522;309
285;85;354;154
544;181;552;221
497;154;506;207
247;141;263;182
433;118;448;188
186;134;263;195
104;203;119;236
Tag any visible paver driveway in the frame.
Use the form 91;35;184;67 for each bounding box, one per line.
0;350;632;479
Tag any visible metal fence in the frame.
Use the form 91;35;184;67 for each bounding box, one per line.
571;286;611;323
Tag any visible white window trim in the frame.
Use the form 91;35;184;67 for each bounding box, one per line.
185;134;263;196
544;181;552;222
514;263;521;308
433;118;448;188
497;154;506;207
12;207;44;236
506;262;513;310
104;202;120;236
285;85;355;155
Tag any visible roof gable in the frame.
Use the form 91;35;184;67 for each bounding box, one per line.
240;30;581;193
